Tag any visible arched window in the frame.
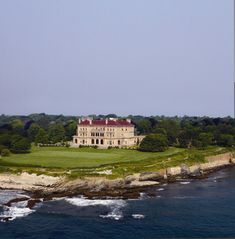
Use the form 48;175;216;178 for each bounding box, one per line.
118;140;120;145
75;139;78;144
92;139;94;144
100;139;104;145
96;139;99;144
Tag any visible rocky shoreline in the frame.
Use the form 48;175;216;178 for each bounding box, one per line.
0;152;234;221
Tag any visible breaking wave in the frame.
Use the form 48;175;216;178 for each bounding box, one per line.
65;196;127;220
0;190;29;205
180;181;191;185
132;214;145;219
0;201;35;222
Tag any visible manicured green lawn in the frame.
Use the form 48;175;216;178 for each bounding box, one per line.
0;146;184;168
0;146;231;178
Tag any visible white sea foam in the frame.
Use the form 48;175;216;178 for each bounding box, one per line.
139;192;148;200
173;196;198;199
132;214;145;219
99;210;123;220
0;190;29;205
0;206;35;222
0;200;35;222
157;188;165;191
65;196;127;220
180;182;191;185
65;197;126;207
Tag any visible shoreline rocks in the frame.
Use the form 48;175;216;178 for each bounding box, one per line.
0;152;234;201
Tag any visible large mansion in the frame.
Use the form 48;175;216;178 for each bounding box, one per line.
72;118;144;148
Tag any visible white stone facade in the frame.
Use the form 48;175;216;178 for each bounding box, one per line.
72;118;144;148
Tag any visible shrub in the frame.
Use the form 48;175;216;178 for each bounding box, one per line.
1;149;10;157
0;145;7;154
217;134;234;147
139;134;168;152
10;136;31;153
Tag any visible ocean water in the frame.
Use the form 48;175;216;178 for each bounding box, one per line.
1;167;235;239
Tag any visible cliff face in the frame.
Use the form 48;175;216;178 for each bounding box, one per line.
0;152;234;199
166;152;233;177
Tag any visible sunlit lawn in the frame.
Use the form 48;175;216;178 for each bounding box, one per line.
0;146;230;178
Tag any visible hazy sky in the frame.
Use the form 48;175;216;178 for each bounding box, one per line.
0;0;233;117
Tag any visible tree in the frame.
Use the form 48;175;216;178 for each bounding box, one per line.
136;119;152;134
178;126;200;148
197;132;213;149
139;134;168;152
154;119;180;145
65;121;77;140
0;134;12;147
35;128;49;145
0;145;7;154
153;128;167;135
1;149;10;157
48;123;65;143
11;119;24;136
27;123;41;141
10;136;31;153
217;134;234;147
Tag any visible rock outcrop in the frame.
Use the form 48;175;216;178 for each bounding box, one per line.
0;152;234;200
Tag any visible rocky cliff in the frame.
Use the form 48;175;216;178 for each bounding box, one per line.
0;152;234;199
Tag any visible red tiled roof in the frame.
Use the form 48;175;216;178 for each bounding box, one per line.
79;119;133;126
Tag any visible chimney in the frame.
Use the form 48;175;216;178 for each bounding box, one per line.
88;119;92;125
126;118;131;123
109;117;117;121
78;118;81;124
105;118;108;125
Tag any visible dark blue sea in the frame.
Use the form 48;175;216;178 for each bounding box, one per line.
1;167;235;239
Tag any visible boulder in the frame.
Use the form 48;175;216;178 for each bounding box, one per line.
231;158;235;164
139;172;164;181
125;174;140;184
129;180;159;188
180;164;190;175
166;166;181;176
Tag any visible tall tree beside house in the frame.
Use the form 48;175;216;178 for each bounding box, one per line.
135;119;152;134
64;120;77;140
154;119;180;146
48;123;66;143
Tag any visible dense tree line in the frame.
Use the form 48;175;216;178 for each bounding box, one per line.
0;114;77;155
133;116;235;152
0;113;235;154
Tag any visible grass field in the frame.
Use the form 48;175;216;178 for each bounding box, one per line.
0;146;231;178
